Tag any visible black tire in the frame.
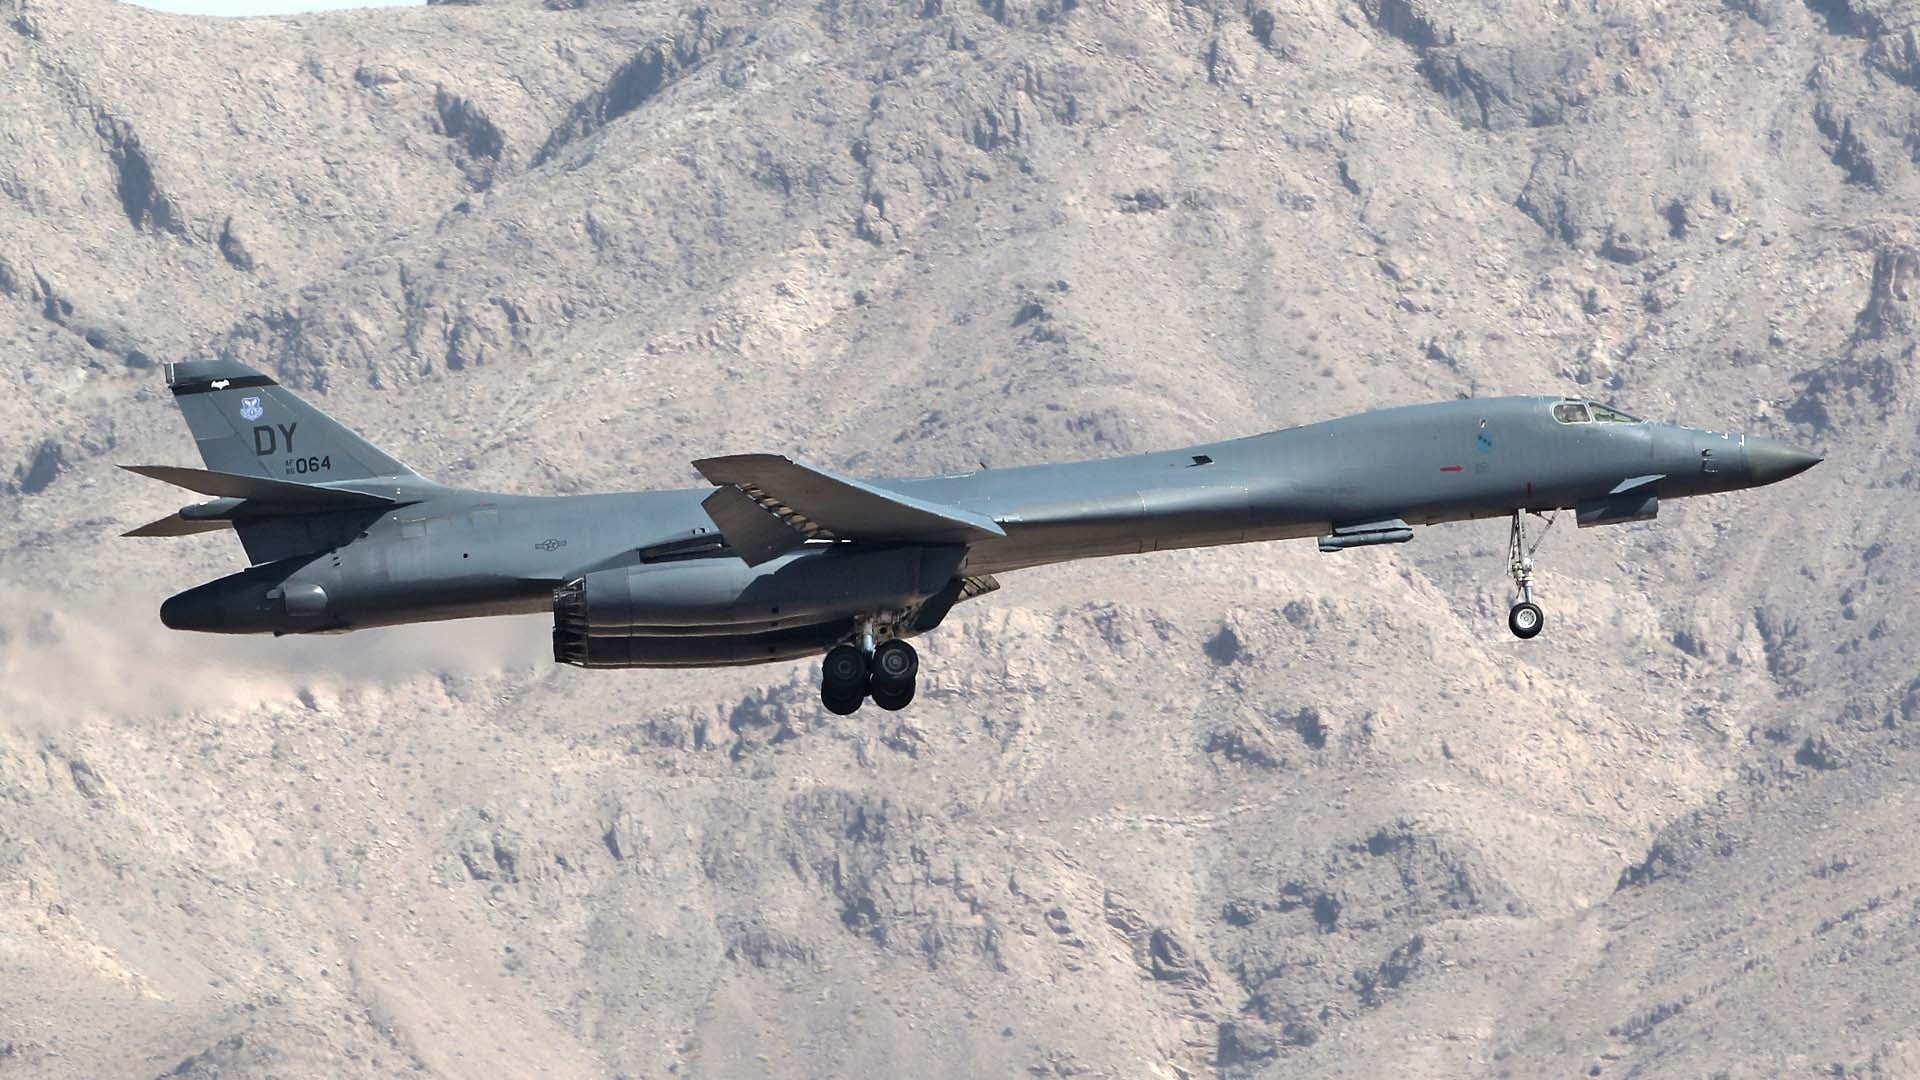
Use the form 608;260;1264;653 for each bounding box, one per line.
871;639;918;690
822;644;868;693
821;685;864;715
871;681;915;712
1508;601;1544;640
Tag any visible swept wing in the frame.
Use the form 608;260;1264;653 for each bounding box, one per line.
692;454;1004;566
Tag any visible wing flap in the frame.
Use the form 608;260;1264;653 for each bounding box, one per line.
692;455;1004;565
120;464;398;508
700;486;809;566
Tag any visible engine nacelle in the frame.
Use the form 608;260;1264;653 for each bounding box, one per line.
556;621;856;669
552;544;965;668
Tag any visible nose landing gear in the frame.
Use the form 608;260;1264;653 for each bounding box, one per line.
1508;599;1544;639
1506;508;1554;640
817;623;920;713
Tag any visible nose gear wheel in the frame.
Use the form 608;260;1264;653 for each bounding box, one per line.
1506;509;1555;640
1508;600;1544;639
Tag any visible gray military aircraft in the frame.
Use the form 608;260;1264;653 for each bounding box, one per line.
126;359;1820;713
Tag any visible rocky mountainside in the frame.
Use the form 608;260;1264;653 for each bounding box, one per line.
2;0;1917;1075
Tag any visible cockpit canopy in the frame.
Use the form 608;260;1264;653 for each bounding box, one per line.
1552;400;1642;424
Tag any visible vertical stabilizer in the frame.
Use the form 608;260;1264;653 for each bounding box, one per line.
164;359;416;483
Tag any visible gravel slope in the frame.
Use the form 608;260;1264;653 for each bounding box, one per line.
2;0;1916;1075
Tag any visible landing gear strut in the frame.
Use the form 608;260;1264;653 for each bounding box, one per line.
1506;509;1554;640
817;623;920;713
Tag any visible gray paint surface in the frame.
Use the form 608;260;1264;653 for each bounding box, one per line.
132;359;1819;671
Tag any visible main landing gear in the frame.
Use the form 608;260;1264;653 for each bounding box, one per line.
820;644;869;715
1506;508;1555;640
819;626;919;714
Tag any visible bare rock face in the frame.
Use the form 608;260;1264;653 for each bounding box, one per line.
11;440;66;495
1857;244;1918;339
2;0;1917;1076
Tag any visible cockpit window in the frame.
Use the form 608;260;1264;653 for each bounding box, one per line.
1552;402;1591;423
1587;403;1642;423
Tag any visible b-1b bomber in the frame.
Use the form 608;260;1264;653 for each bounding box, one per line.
127;360;1820;713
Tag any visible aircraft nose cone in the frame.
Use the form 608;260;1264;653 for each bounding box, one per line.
1746;437;1823;486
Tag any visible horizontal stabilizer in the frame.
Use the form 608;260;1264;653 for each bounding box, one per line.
123;513;232;538
692;454;1005;566
119;464;398;508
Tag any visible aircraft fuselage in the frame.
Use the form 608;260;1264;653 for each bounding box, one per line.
152;394;1818;673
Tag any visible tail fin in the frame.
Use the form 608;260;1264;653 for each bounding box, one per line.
164;359;416;482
